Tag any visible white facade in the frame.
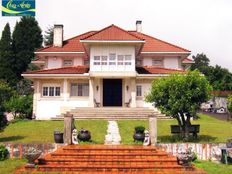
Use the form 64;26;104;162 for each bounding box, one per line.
90;45;136;72
24;24;191;120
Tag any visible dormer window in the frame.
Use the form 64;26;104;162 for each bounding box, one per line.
117;55;124;65
94;56;101;65
152;59;163;67
63;59;73;67
109;53;116;65
125;55;132;65
101;56;108;65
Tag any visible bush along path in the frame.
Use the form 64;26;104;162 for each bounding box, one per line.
105;121;121;144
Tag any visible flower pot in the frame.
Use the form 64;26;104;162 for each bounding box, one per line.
24;152;41;165
78;130;91;141
133;132;145;141
226;142;232;148
54;131;64;143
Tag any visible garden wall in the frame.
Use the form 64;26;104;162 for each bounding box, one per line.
3;143;225;162
159;143;225;162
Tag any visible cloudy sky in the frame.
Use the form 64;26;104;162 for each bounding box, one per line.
1;0;232;71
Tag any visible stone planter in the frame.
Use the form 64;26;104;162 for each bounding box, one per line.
24;152;41;167
133;132;145;142
177;148;196;166
133;126;145;142
54;131;64;143
78;129;91;141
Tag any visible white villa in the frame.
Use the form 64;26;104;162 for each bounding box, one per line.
22;21;193;120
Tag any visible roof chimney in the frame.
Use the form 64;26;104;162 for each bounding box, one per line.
136;20;142;32
53;24;63;47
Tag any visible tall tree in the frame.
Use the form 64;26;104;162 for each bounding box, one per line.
12;17;43;78
191;53;232;91
146;71;212;140
0;23;17;86
190;53;210;74
44;25;54;46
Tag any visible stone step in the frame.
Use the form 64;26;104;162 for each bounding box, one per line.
40;158;178;165
36;164;185;172
52;116;169;120
62;145;158;150
23;145;207;174
51;152;169;158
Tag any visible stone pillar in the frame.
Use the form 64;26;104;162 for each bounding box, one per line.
64;112;75;145
130;78;136;107
89;78;94;107
149;114;157;146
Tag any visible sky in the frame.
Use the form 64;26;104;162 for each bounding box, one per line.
0;0;232;72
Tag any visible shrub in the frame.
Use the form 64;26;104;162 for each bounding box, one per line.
4;94;33;119
0;145;9;161
135;126;145;133
228;95;232;116
0;80;14;129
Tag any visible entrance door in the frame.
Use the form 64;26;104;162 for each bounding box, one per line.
103;79;122;106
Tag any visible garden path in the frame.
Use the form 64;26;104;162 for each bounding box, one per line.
104;120;121;144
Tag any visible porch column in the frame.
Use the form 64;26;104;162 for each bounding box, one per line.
32;80;40;119
89;77;94;107
63;79;68;102
131;78;136;107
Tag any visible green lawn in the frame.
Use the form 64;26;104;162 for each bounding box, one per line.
193;160;232;174
118;113;232;144
0;114;231;144
0;159;26;174
0;120;107;144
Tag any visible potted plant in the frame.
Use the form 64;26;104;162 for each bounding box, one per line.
78;128;91;141
133;126;145;142
226;138;232;148
54;129;64;143
177;148;197;166
24;147;42;167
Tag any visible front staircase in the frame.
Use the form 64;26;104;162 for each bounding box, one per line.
23;145;205;174
52;107;169;120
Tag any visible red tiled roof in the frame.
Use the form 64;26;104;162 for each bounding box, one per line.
182;58;194;63
36;25;190;53
36;31;96;53
130;31;190;52
136;66;186;74
81;25;144;41
24;66;89;74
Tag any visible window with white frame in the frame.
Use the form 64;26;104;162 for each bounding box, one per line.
152;59;163;66
70;83;89;97
136;85;142;97
109;53;116;65
93;56;101;65
101;56;108;65
63;60;73;67
125;55;132;65
42;86;61;97
117;55;124;65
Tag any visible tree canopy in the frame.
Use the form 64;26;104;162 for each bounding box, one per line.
12;16;43;79
228;95;232;116
146;71;212;139
191;53;232;90
0;23;17;86
0;80;14;129
44;25;54;46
